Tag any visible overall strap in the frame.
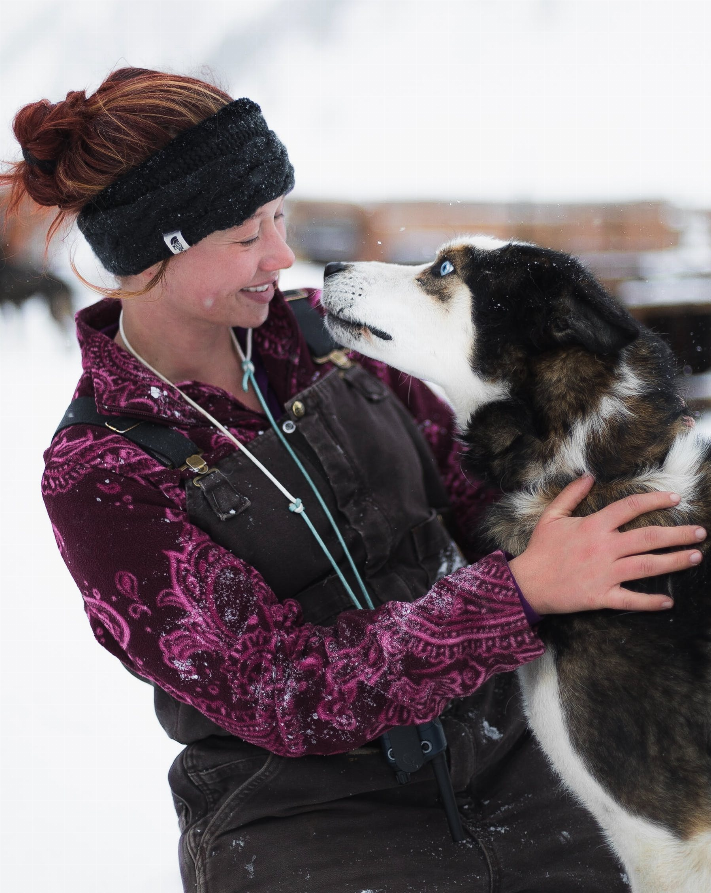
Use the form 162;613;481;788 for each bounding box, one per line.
53;291;342;468
53;396;200;469
284;288;347;364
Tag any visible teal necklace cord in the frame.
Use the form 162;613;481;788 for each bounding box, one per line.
116;312;372;612
234;328;374;611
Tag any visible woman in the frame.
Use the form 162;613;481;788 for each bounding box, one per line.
4;67;704;892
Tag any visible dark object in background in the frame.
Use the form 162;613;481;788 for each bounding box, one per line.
0;190;74;327
0;247;73;326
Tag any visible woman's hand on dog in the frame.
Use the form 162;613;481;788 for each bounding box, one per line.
508;474;706;614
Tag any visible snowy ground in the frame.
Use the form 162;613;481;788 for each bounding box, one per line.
0;301;184;892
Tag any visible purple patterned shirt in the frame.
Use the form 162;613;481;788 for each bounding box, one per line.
42;291;544;757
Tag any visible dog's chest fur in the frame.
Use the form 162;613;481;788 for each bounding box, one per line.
462;324;711;839
463;329;711;557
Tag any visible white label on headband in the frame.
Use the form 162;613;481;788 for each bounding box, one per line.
163;230;191;254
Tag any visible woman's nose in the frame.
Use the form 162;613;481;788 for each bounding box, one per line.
262;230;295;271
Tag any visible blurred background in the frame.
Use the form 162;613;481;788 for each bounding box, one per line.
2;1;711;890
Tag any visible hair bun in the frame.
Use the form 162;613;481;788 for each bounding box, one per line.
12;89;93;206
1;66;233;250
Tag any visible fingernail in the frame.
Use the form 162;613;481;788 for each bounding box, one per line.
661;599;674;609
696;528;707;540
669;493;681;504
690;551;703;564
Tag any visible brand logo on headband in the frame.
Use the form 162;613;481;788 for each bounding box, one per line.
163;231;191;254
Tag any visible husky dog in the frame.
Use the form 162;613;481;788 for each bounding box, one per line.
321;237;711;893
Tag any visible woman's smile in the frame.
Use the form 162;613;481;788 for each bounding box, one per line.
240;278;278;303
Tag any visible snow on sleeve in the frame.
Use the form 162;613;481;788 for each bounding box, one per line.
42;428;542;758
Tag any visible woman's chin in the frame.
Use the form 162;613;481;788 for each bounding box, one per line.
233;297;272;329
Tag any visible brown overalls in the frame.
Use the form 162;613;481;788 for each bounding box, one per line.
158;365;628;893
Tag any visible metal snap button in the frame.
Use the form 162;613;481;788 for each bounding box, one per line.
282;420;296;434
292;400;306;418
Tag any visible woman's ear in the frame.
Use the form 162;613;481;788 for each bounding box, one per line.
139;261;164;283
118;260;165;295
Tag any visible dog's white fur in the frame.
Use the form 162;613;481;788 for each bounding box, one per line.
539;363;643;481
321;238;711;892
519;654;711;893
322;255;508;423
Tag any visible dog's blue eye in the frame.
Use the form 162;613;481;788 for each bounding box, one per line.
438;259;455;277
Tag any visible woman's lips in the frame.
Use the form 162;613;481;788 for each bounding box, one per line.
240;280;276;304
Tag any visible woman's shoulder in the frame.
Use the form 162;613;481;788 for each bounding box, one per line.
42;420;183;509
42;375;185;509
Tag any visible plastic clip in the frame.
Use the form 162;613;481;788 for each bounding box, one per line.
381;719;466;843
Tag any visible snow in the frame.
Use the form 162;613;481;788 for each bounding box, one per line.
0;294;185;891
482;720;504;741
1;0;711;208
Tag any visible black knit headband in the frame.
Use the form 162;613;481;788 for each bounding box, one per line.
77;98;295;276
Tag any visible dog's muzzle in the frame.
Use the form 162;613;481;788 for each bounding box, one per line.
322;262;393;342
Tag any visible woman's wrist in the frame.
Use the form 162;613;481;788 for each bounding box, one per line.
504;552;543;626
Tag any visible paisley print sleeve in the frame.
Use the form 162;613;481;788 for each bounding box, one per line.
42;430;542;758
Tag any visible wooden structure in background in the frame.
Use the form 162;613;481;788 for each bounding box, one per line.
285;198;680;265
286;198;711;410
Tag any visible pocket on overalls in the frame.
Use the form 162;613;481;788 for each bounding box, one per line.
411;509;467;586
169;736;273;832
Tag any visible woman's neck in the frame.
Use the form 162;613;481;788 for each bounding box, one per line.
115;303;264;412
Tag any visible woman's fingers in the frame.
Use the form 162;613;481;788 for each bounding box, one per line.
542;474;595;519
598;490;683;530
600;586;675;612
510;479;705;616
617;524;706;557
614;547;703;584
543;481;686;533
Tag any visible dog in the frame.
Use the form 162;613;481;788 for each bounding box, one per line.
320;236;711;893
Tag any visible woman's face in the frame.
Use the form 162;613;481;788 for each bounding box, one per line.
151;195;296;331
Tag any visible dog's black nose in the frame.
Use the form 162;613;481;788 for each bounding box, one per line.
324;262;350;278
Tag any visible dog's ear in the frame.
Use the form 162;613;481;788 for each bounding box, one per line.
469;244;639;362
545;263;640;356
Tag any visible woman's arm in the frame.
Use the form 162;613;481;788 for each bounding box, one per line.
43;429;543;758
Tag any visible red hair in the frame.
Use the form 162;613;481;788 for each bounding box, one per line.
1;67;232;289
